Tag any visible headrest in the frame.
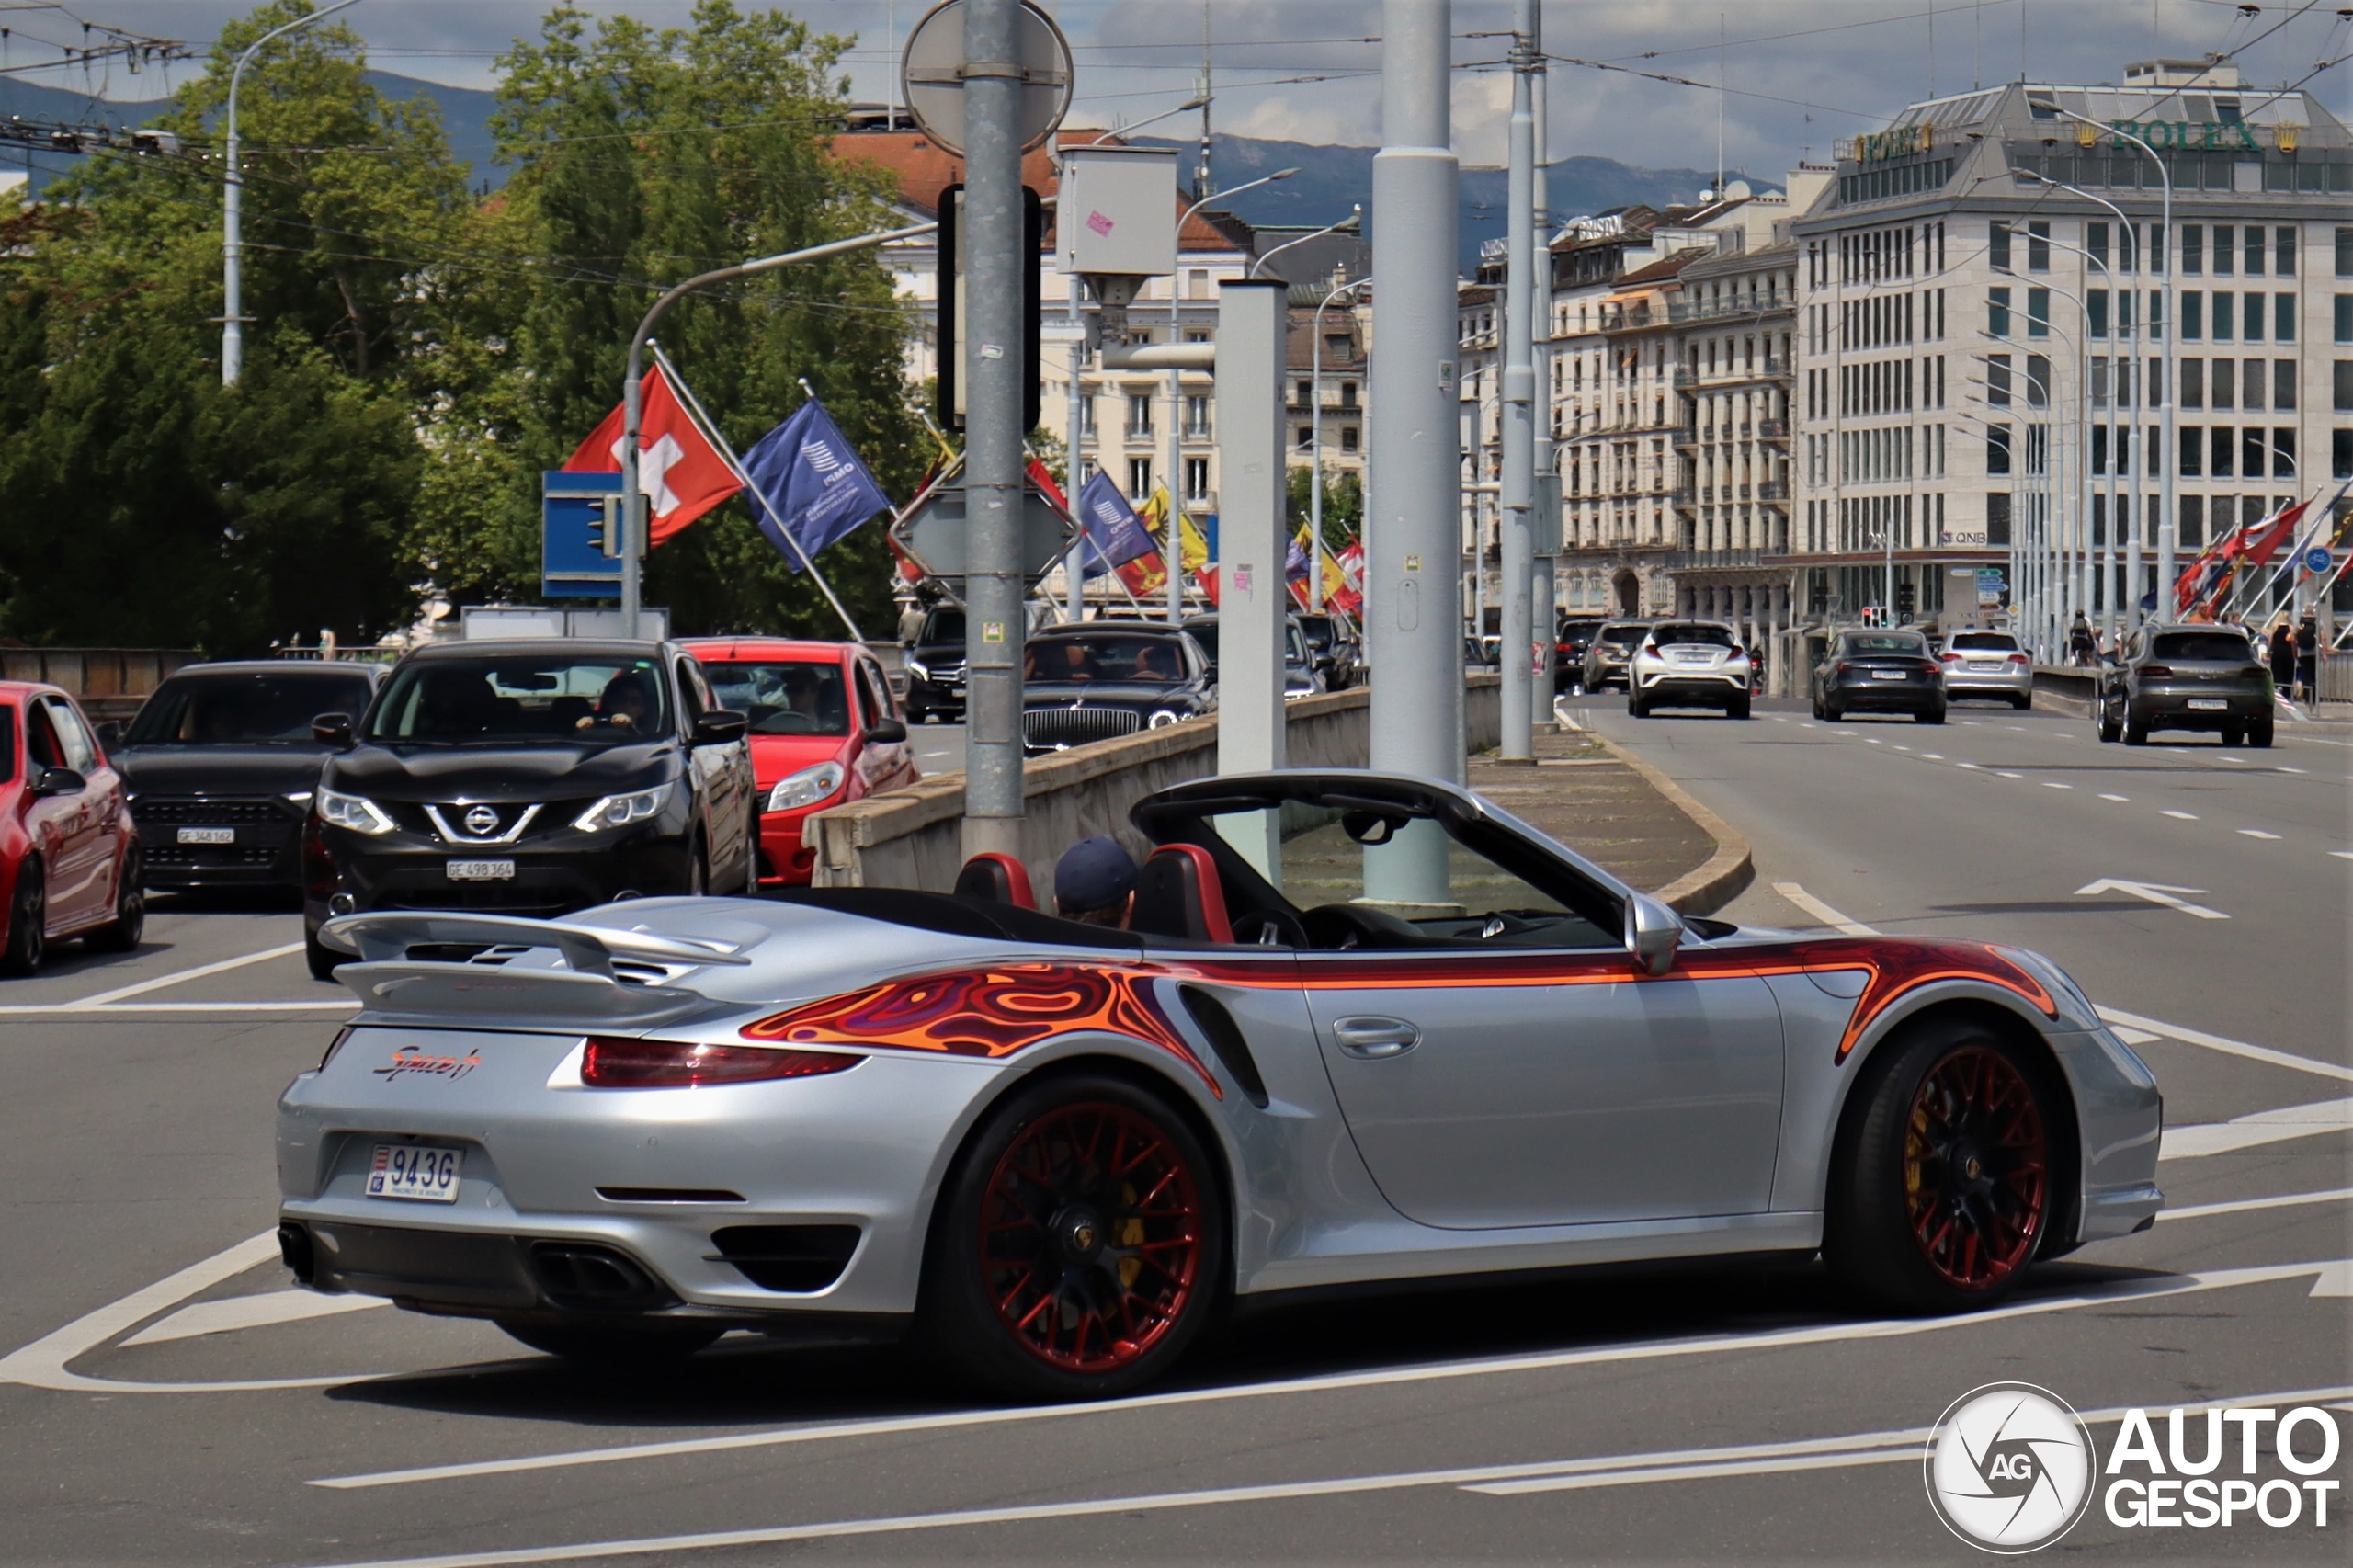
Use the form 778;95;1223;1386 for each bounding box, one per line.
951;852;1035;910
1129;843;1233;944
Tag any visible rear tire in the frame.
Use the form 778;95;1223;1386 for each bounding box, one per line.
1824;1019;2057;1313
2011;694;2032;710
2122;710;2150;745
0;860;44;978
1728;694;1751;721
1628;695;1650;718
917;1072;1225;1401
2221;726;2245;747
2248;717;2274;749
85;844;144;953
1916;705;1946;725
497;1320;723;1365
305;923;343;982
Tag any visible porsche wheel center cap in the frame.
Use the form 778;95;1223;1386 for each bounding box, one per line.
1052;1206;1103;1261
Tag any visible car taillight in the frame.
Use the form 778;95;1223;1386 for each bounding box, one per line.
1727;645;1744;659
2140;665;2173;679
1939;652;1963;663
581;1039;862;1088
1835;661;1855;676
2007;653;2030;665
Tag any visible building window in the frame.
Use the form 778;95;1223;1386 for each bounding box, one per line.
2211;426;2234;479
1324;334;1352;363
1341;426;1360;453
2245;224;2266;276
2088;222;2110;271
1128;459;1152;500
2089;290;2109;338
1184;457;1210;501
2183;224;2205;276
2182;358;2205;408
1986;493;2011;546
2336;362;2353;412
2336;428;2353;480
1987;354;2012;406
2028;221;2050;272
2026;354;2051;409
1185;394;1211;439
1990;222;2011;272
2276;225;2297;277
1126;393;1153;437
2180;425;2203;476
2212;291;2233;343
1339;380;1357;408
1986;425;2013;476
1295;379;1313;409
1988;287;2011;338
2027;288;2051;338
2275;293;2296;343
1187;268;1211;301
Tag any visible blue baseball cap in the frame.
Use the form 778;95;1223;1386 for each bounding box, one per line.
1054;835;1138;915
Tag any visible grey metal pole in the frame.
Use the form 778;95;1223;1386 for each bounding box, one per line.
1529;25;1556;732
222;0;361;386
1367;0;1461;901
1310;275;1371;614
961;0;1028;857
615;221;938;639
1496;0;1537;761
1214;278;1291;863
1063;269;1086;621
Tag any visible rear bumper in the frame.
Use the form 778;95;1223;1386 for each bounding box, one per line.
1635;669;1747;702
1830;677;1940;711
1941;667;2033;699
2134;688;2270;728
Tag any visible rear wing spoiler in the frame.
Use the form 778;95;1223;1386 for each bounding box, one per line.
320;912;754;1030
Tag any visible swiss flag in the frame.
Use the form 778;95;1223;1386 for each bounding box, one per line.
564;365;741;546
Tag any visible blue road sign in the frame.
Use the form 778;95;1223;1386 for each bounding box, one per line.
543;471;627;599
2305;546;2333;574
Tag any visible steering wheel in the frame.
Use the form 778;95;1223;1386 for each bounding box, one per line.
1300;902;1422;951
1229;908;1308;948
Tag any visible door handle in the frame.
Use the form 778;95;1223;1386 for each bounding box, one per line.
1332;1016;1420;1059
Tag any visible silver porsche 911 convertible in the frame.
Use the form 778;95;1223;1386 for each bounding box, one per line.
276;769;2163;1399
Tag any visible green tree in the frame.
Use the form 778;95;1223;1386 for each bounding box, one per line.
1285;462;1362;549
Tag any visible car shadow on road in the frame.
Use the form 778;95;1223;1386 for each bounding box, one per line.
321;1256;2169;1431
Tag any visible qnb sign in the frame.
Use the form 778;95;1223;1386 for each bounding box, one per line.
2102;1404;2343;1531
2105;119;2267;152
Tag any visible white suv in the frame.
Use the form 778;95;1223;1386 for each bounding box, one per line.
1628;621;1755;719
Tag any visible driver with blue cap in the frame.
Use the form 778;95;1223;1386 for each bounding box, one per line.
1053;835;1137;927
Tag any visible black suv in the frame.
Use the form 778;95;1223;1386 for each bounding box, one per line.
2097;624;2275;746
303;640;755;977
1021;624;1215;753
902;605;967;723
1293;612;1361;691
1555;616;1606;692
114;661;387;894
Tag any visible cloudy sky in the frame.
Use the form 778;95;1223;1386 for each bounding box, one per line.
9;0;2346;176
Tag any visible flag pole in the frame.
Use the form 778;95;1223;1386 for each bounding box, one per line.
651;343;867;644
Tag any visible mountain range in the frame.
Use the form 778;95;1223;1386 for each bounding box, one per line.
5;76;1741;270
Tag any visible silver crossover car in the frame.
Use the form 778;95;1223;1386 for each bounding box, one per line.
1628;620;1755;718
1937;629;2034;708
277;770;2163;1399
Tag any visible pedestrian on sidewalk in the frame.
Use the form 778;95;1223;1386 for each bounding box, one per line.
2294;613;2318;702
2268;618;2297;700
2068;611;2097;667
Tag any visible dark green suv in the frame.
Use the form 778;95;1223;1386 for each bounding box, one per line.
2097;625;2275;746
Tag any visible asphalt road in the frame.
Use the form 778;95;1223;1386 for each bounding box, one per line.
0;699;2343;1566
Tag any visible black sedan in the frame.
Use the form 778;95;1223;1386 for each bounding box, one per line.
1811;629;1947;723
302;640;755;978
1020;624;1214;753
1182;613;1323;701
2097;624;2275;746
1294;612;1361;691
114;661;386;895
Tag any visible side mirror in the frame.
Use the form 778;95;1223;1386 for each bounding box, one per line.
1622;892;1683;978
692;710;748;746
93;720;125;751
32;766;86;799
312;712;354;748
866;718;908;745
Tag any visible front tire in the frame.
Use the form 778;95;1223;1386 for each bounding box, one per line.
1824;1021;2056;1313
496;1319;723;1365
918;1073;1224;1401
0;860;44;977
305;922;343;982
2096;697;2121;743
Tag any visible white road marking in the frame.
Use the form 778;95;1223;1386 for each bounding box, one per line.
291;1382;2353;1564
2156;1187;2353;1223
2075;879;2228;920
2335;852;2353;862
2041;780;2070;789
2238;829;2282;839
63;942;303;1006
2110;1026;2160;1045
1864;737;1881;744
2281;766;2307;774
1955;761;1982;770
1921;752;1943;759
1768;882;1879;937
2162;809;2200;820
1832;729;1856;736
119;1289;385;1347
1996;771;2023;778
2097;1006;2353;1085
2160;1098;2353;1161
1893;744;1911;752
2099;792;2131;801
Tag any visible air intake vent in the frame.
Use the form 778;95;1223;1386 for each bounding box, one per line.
1177;985;1269;1108
710;1225;861;1292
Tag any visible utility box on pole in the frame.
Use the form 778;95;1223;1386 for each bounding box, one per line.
1059;145;1177;343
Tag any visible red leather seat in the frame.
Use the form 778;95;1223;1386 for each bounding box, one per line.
951;852;1035;910
1129;843;1233;943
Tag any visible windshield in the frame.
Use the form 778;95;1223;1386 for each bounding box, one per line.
699;660;848;735
1845;634;1928;653
1599;624;1648;647
365;654;668;745
126;671;377;747
1651;623;1736;648
1025;635;1188;683
1183;622;1219;663
1949;632;2018;652
2152;631;2256;662
1295;616;1335;650
919;609;965;644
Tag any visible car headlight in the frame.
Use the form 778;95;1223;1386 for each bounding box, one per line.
573;783;672;834
766;761;846;813
1148;709;1182;728
905;658;930;681
316;787;395;835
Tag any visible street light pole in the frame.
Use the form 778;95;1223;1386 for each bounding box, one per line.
1165;168;1296;625
222;0;361;386
1310;275;1371;611
1498;0;1538;761
615;221;939;638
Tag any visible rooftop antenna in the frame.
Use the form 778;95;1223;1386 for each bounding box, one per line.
887;0;896;127
1196;0;1214;200
1715;14;1725;199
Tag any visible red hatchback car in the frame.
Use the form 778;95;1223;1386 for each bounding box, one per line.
677;639;919;886
1;682;143;974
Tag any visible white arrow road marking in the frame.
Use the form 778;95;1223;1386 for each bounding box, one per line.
2075;878;2228;919
120;1289;386;1347
2096;1006;2353;1083
313;1260;2353;1493
1768;882;1879;937
2312;1262;2353;1298
2160;1098;2353;1161
282;1385;2353;1568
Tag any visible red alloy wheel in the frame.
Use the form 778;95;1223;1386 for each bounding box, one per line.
1902;1047;2048;1290
979;1101;1203;1374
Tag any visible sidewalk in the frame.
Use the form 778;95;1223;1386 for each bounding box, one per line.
1465;728;1716;896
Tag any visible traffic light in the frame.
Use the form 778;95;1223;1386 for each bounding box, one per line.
1895;579;1917;620
935;183;1045;434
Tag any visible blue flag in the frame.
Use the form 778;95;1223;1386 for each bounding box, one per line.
740;398;893;574
1074;469;1158;577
